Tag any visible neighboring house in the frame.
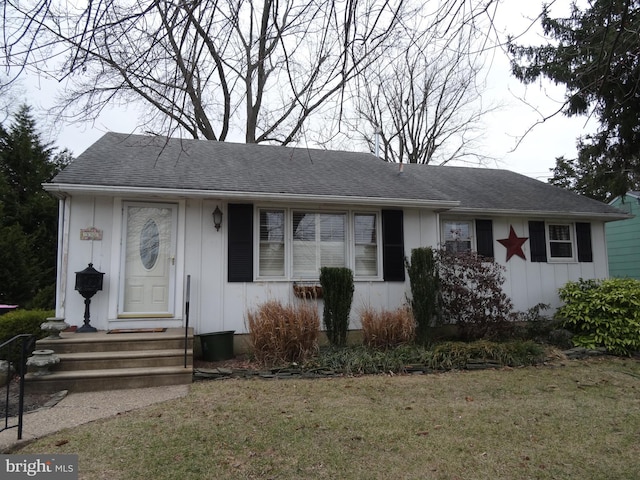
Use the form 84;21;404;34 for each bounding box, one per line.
607;191;640;279
44;133;629;335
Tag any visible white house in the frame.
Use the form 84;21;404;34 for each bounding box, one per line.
44;133;629;335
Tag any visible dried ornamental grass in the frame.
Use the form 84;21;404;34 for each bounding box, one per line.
247;300;320;366
360;306;416;349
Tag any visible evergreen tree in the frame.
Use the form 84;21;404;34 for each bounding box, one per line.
509;0;640;200
0;105;69;307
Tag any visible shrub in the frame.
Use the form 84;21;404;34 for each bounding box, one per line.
437;249;515;341
319;267;354;347
307;345;431;375
247;300;319;366
429;340;545;369
519;303;552;339
305;341;545;374
0;309;52;372
0;309;53;344
406;247;440;344
515;303;573;348
360;306;415;349
557;278;640;355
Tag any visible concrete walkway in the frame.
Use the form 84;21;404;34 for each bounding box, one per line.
0;384;190;452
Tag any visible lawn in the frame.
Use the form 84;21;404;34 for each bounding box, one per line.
14;356;640;479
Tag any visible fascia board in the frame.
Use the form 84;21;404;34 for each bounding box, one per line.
449;207;633;222
44;183;461;209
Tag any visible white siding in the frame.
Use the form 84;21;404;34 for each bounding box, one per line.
56;195;611;333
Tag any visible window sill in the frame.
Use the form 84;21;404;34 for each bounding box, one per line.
546;258;577;264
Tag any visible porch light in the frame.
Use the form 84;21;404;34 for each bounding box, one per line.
212;206;223;231
75;263;104;333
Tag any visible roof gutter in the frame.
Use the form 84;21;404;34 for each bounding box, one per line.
450;207;632;222
44;183;461;210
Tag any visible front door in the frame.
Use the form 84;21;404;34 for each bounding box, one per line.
120;203;177;316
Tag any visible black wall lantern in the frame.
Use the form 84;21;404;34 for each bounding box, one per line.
212;206;223;231
75;263;104;333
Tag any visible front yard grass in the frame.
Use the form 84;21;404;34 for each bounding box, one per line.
15;356;640;479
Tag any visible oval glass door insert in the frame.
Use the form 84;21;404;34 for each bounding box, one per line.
140;218;160;270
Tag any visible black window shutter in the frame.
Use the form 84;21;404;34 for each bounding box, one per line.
475;219;494;258
576;222;593;262
228;204;253;282
382;209;405;281
528;221;547;262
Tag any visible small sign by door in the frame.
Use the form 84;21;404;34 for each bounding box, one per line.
80;227;103;241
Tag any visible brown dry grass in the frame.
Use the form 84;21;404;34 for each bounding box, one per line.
361;306;416;349
247;299;319;366
14;357;640;480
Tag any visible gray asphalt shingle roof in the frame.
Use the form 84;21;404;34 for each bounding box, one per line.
50;132;627;219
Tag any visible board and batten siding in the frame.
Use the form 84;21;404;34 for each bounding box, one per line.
489;218;607;314
56;196;611;334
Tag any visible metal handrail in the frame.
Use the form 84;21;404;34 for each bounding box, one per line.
184;275;191;369
1;334;36;440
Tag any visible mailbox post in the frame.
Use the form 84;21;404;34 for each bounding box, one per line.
75;263;104;333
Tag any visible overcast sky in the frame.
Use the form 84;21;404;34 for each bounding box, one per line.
18;0;593;181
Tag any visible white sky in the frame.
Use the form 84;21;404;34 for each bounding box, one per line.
19;0;593;181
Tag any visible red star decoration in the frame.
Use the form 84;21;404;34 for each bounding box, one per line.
497;226;528;261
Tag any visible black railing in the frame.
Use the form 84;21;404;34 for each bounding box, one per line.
1;334;36;440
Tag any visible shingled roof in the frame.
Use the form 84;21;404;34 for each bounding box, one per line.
47;132;628;220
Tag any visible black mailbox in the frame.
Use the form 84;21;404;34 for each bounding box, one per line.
75;263;104;332
75;263;104;297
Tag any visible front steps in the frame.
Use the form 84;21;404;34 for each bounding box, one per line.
26;328;193;393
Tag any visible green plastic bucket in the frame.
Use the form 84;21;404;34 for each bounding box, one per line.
200;331;235;361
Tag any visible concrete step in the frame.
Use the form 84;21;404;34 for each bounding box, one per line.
26;328;194;393
37;329;193;354
26;366;193;393
54;349;193;371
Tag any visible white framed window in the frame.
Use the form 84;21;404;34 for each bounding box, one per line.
547;223;575;260
441;220;473;253
256;208;380;280
354;213;378;276
259;209;285;276
293;212;346;278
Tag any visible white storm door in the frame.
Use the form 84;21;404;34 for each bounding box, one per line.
120;203;177;316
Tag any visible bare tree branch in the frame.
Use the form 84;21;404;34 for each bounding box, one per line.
351;1;498;164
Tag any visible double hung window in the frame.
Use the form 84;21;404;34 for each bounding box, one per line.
442;220;472;253
354;213;378;276
258;209;379;279
547;223;574;260
259;210;285;276
293;212;346;277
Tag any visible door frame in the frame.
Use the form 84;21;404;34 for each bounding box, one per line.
108;198;186;326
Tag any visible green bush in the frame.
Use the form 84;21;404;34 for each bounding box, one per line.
430;340;546;369
406;247;440;344
319;267;354;347
0;309;53;344
304;341;546;375
557;278;640;355
307;345;432;375
247;300;319;366
0;309;52;372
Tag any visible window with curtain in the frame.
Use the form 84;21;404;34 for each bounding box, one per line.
548;223;574;259
442;220;472;253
